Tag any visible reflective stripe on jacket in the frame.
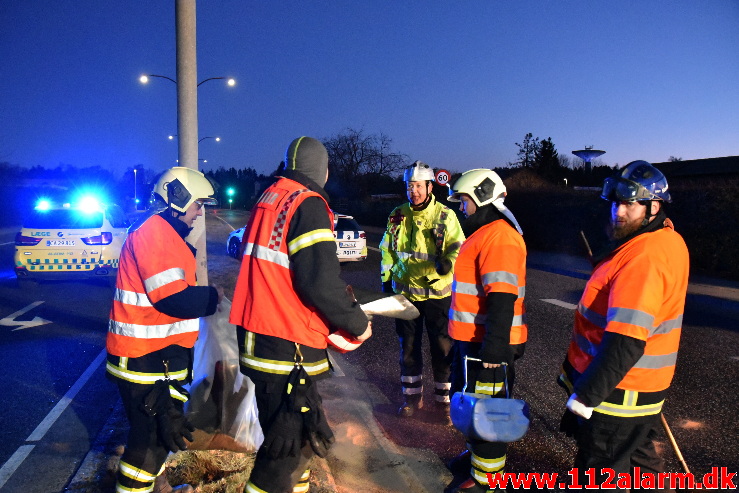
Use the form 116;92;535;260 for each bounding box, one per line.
379;196;464;301
565;226;689;398
229;178;335;349
107;215;199;358
449;219;527;344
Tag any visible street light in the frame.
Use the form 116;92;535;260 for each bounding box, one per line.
139;74;236;87
133;168;138;210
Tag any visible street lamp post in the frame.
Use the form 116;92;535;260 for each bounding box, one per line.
133;168;138;210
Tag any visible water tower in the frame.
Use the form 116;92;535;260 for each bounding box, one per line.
572;146;606;172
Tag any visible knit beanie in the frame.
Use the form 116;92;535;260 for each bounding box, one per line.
285;136;329;187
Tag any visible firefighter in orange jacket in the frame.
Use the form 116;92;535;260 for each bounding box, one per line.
446;169;527;493
559;161;689;490
230;136;372;493
107;167;223;493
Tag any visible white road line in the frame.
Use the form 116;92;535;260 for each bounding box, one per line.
367;245;380;252
541;299;578;310
0;349;107;488
0;445;35;488
0;241;15;246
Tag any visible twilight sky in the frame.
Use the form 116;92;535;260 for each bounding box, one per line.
1;1;737;177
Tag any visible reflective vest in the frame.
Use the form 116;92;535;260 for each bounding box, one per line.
379;197;465;301
230;178;334;350
566;225;689;416
449;219;527;344
107;214;199;359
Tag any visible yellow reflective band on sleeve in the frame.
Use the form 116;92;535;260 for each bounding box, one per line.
287;229;335;255
246;481;270;493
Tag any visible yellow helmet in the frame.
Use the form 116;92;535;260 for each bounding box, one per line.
153;167;217;213
448;169;506;207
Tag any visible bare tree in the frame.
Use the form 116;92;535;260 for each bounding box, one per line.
323;128;407;183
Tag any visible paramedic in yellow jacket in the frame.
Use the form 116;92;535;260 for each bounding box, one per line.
380;161;465;417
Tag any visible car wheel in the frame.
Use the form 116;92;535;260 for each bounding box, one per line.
228;238;240;258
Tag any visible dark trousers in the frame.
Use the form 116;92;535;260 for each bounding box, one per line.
248;379;314;493
396;296;453;402
116;380;174;491
451;341;517;487
574;413;667;492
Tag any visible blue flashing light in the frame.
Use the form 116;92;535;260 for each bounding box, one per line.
77;195;103;214
35;199;52;211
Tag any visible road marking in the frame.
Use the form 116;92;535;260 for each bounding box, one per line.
0;301;52;331
0;445;35;488
0;241;15;246
0;349;106;488
367;246;380;252
541;299;577;310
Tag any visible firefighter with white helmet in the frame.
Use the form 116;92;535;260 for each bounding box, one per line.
446;168;527;492
380;160;465;418
107;166;223;493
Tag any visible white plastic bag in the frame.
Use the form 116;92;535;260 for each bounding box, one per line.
186;297;264;452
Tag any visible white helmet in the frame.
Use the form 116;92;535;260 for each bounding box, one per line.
448;169;506;207
404;161;435;182
153;167;217;213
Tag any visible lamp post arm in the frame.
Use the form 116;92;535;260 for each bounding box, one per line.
197;76;225;87
147;74;178;84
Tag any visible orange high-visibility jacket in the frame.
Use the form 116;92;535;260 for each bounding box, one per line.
449;219;527;344
107;215;199;358
229;178;334;349
566;226;689;394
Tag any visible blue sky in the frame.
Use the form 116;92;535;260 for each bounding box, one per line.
1;1;737;177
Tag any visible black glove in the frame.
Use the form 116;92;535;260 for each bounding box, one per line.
559;408;580;438
435;256;452;275
157;404;196;452
262;403;304;459
381;280;394;294
303;380;335;458
141;379;195;453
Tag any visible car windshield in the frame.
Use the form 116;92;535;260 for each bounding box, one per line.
23;209;104;229
336;217;360;232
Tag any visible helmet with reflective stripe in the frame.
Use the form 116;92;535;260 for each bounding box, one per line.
404;161;435;182
601;160;671;203
153;166;217;213
448;168;506;207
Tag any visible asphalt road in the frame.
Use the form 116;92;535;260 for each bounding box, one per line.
0;228;119;493
1;209;737;492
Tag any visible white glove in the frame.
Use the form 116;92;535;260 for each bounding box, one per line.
567;393;594;420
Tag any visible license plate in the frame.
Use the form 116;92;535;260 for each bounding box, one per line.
47;240;76;246
339;242;355;248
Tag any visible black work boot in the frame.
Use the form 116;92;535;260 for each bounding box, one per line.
397;395;423;417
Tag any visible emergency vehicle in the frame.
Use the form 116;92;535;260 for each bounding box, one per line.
14;197;129;284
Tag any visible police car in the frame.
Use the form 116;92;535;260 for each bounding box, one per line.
14;197;129;283
226;212;368;262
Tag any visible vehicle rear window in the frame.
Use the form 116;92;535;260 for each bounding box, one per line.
23;210;104;229
335;217;360;232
